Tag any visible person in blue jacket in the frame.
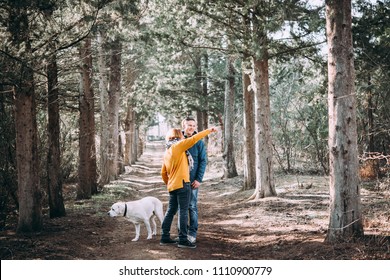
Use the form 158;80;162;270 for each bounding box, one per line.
180;116;208;244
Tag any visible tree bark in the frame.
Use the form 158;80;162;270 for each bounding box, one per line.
201;53;209;146
117;122;125;174
133;126;140;163
78;37;97;199
242;57;256;191
325;0;364;242
108;39;121;180
47;52;66;218
365;74;374;152
223;56;238;178
15;68;43;232
10;6;43;232
97;31;110;185
124;105;135;166
250;48;277;199
196;53;209;145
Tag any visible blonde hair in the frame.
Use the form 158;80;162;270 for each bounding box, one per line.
165;128;184;142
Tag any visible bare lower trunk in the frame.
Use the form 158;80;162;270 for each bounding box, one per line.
97;31;110;185
365;74;374;152
124;105;135;166
250;52;276;199
242;58;256;191
325;0;363;242
133;127;139;163
108;39;121;180
118;125;125;174
15;66;43;232
223;56;238;178
47;53;65;217
11;7;42;232
200;53;209;147
78;37;97;199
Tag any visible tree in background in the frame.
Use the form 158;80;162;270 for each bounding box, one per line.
97;0;143;182
271;59;328;175
250;12;277;199
223;55;238;178
353;0;390;165
1;0;105;224
47;45;66;217
78;36;97;199
242;56;256;190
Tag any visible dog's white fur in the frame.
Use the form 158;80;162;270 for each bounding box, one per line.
108;196;164;242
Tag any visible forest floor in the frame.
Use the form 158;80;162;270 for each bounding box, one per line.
1;142;389;260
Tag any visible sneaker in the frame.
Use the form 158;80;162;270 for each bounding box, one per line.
160;238;178;246
187;235;196;244
178;240;197;249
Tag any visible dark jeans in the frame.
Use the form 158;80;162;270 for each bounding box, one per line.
177;186;199;238
161;182;191;242
188;187;199;237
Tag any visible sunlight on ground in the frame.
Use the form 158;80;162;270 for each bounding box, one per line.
146;249;172;259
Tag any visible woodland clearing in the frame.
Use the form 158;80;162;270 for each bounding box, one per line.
1;142;389;260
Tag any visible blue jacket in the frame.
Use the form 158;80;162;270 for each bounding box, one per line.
184;131;207;183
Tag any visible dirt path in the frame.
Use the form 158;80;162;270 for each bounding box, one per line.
1;142;389;260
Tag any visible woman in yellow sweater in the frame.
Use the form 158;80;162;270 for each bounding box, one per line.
160;127;217;249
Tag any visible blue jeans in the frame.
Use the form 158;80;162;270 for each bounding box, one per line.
188;187;198;237
177;187;199;238
161;182;191;242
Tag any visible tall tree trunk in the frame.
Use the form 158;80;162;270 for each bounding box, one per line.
108;39;121;180
242;57;256;191
123;60;137;168
195;53;209;145
223;56;238;178
218;113;224;154
325;0;364;242
15;67;42;232
10;6;43;232
201;53;209;146
97;31;110;185
124;104;135;166
250;37;277;199
47;52;66;218
118;122;125;174
78;37;97;199
196;111;204;131
366;73;374;152
133;126;139;163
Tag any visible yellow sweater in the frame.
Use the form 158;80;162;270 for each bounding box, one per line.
161;129;211;192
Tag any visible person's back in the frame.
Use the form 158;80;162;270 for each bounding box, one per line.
160;127;217;249
161;129;211;192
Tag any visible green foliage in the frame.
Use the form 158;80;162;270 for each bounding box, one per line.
0;88;17;228
130;0;228;123
271;58;328;174
353;0;390;154
1;0;389;223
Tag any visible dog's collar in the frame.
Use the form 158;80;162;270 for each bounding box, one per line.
123;203;127;217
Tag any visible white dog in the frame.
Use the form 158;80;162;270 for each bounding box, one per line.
108;196;164;241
